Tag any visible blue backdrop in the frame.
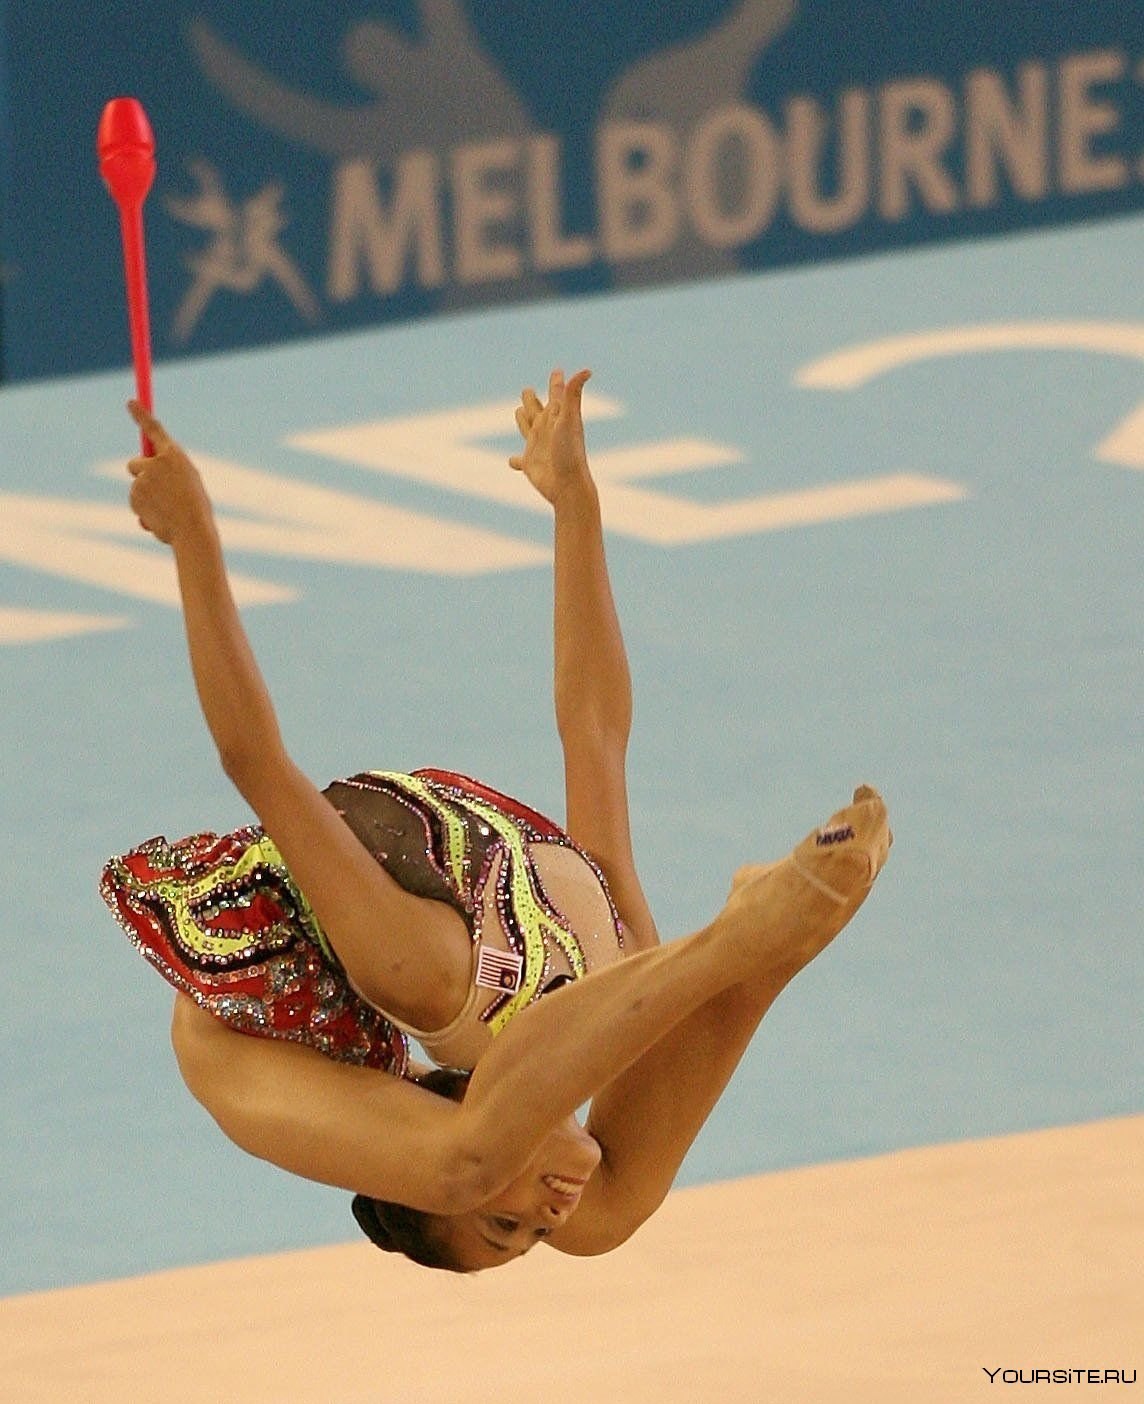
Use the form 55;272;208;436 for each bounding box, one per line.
0;0;1140;382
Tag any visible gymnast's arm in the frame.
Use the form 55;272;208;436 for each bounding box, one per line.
172;984;641;1215
171;994;478;1212
123;402;436;988
510;369;659;942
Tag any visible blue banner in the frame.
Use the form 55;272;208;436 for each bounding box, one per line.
1;0;1140;382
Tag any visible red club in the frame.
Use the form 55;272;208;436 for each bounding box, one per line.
97;97;156;454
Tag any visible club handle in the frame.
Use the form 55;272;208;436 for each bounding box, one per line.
117;198;155;455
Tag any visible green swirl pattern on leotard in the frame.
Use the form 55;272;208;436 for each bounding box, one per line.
368;771;587;1035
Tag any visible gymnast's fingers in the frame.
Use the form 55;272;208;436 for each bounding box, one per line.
564;368;591;411
127;400;174;453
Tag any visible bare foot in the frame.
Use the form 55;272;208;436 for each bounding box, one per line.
723;786;891;977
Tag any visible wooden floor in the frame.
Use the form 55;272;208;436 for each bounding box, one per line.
4;1116;1140;1403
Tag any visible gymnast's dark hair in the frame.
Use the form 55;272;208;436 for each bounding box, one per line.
351;1067;474;1273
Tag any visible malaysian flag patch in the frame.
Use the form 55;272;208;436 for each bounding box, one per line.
475;945;524;993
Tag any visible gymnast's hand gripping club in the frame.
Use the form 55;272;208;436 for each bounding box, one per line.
97;97;156;455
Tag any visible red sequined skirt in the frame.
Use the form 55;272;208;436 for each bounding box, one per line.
99;825;408;1072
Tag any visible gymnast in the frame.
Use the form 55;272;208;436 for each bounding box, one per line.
101;368;891;1273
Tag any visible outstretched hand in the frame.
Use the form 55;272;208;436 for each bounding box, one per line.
126;402;215;546
509;368;593;506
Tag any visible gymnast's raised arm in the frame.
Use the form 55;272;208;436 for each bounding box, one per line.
124;402;468;1029
126;400;299;797
510;369;659;947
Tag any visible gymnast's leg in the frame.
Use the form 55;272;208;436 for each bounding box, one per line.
562;785;892;1249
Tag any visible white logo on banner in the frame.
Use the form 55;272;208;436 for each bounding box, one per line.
166;160;320;342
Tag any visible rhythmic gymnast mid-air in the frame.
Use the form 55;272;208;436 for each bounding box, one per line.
101;367;891;1272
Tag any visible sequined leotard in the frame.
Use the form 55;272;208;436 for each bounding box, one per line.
100;770;625;1073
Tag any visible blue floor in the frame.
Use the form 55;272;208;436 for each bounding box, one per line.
1;213;1141;1295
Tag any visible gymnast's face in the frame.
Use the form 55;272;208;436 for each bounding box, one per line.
436;1114;602;1271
